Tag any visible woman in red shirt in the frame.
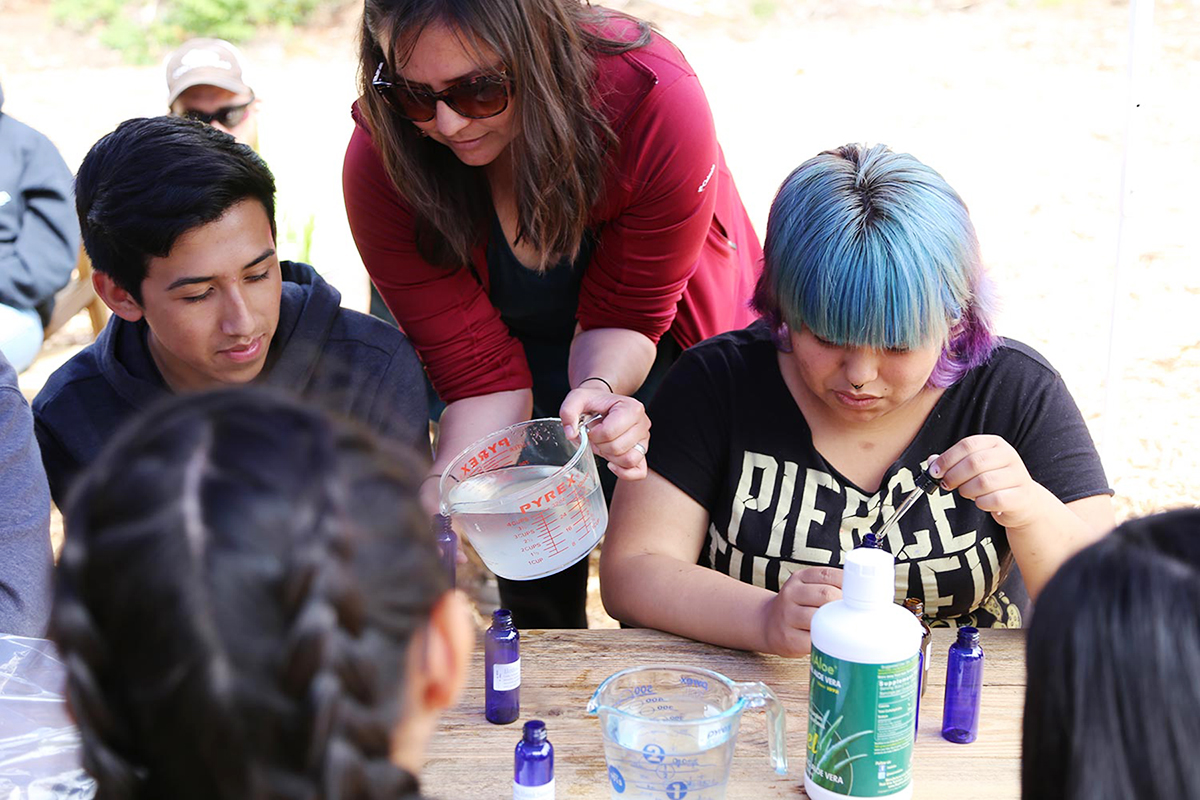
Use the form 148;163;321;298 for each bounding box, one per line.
344;0;762;627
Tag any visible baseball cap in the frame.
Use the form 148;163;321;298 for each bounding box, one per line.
164;38;254;107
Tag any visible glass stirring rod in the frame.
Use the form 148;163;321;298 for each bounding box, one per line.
868;468;940;550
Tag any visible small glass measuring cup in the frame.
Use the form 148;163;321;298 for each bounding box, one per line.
587;665;787;800
439;417;607;581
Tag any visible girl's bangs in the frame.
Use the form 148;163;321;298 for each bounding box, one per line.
781;242;957;351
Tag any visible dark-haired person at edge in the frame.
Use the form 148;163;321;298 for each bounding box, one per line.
52;388;471;800
32;116;429;506
601;144;1116;655
343;0;763;628
1023;507;1200;800
0;349;52;636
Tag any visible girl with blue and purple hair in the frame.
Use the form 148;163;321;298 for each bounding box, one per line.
600;143;1114;656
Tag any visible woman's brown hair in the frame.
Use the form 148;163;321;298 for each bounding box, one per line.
357;0;650;270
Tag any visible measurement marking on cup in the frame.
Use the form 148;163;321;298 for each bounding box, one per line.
666;781;689;799
567;486;595;539
535;511;568;557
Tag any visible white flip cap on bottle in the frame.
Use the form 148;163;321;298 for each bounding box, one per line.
843;547;896;606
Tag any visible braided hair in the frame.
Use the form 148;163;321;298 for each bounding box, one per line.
52;388;448;800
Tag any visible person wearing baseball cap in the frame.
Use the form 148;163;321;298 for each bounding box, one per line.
165;38;259;148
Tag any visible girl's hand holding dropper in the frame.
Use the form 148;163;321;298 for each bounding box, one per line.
930;435;1056;532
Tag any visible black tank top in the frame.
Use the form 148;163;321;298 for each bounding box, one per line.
485;213;681;418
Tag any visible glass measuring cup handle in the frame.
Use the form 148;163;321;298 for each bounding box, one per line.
567;412;604;447
584;687;602;716
578;412;604;437
733;681;789;776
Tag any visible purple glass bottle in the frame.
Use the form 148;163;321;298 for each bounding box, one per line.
433;514;457;587
486;609;520;724
941;626;984;743
513;720;554;799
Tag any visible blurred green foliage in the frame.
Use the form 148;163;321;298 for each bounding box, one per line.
52;0;332;62
750;0;778;21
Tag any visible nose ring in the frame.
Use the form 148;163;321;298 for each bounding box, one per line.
851;382;864;391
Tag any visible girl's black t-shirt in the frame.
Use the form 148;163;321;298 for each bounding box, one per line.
646;321;1111;627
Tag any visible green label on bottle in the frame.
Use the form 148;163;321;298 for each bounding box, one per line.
806;647;919;797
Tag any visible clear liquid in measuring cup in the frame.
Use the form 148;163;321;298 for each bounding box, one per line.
601;696;739;800
448;464;607;580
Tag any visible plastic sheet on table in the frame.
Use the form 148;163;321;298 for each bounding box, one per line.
0;636;93;799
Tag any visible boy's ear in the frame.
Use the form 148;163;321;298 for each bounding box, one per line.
93;271;145;322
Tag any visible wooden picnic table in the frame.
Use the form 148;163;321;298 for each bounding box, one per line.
424;627;1024;798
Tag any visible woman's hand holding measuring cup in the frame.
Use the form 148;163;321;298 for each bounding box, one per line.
560;385;652;480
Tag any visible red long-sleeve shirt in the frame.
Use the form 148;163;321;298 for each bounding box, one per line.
343;23;762;403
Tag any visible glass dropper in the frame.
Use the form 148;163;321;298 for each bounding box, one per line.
869;468;939;549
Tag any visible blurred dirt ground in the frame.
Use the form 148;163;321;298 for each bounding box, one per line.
5;0;1198;629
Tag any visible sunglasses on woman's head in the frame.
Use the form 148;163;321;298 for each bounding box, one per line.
177;97;255;129
372;63;512;122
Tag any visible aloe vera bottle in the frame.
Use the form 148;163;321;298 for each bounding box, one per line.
805;547;922;799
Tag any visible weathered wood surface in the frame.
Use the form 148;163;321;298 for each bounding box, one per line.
424;628;1024;798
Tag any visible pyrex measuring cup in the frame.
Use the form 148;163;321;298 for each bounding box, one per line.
439;417;607;581
587;665;788;800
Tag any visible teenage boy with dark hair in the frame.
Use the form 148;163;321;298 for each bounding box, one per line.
33;116;429;505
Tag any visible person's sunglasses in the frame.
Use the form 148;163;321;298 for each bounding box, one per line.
177;96;255;128
372;63;512;122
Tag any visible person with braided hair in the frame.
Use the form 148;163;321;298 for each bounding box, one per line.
51;388;472;800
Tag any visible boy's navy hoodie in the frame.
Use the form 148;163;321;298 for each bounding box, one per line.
33;261;429;505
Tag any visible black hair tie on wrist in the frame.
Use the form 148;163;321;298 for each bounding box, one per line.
579;376;614;393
